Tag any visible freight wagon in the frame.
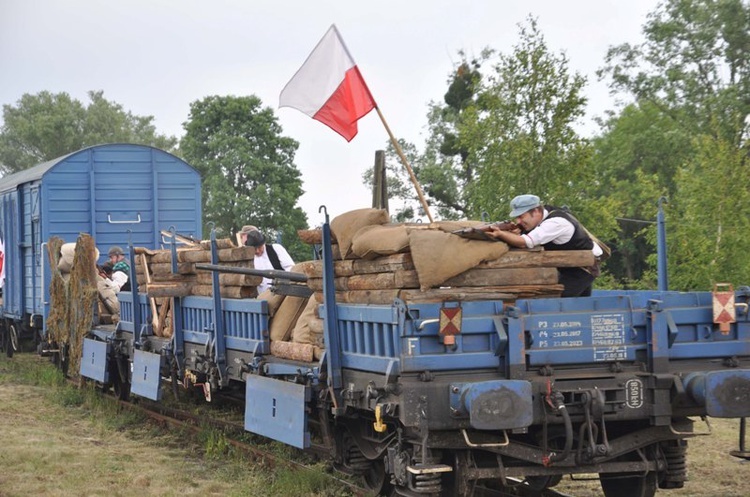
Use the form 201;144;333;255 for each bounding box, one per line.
0;143;202;357
79;207;750;497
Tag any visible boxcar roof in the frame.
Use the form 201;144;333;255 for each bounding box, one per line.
0;144;187;193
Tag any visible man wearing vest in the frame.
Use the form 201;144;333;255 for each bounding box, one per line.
244;230;295;293
486;194;603;297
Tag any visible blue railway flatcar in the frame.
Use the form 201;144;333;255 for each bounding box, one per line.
80;207;750;497
0;143;202;356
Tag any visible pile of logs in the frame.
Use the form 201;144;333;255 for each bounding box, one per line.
296;226;593;305
133;240;262;337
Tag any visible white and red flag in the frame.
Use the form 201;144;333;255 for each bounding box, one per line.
279;24;376;142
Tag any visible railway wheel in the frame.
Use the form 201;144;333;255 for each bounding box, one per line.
599;471;657;497
111;358;131;401
6;321;19;358
525;474;563;492
113;373;131;401
362;457;394;497
53;343;70;377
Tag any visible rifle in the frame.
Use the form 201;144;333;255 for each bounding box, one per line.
452;220;519;241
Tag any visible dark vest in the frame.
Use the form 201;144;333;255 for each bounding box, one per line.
265;244;283;271
527;206;597;297
539;205;594;252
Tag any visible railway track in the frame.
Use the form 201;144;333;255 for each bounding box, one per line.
71;377;575;497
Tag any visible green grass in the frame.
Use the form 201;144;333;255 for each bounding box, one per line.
0;353;359;497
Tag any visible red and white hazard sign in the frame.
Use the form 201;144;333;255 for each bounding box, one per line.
712;283;735;334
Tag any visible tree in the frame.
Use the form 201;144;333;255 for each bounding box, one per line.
0;90;177;174
367;18;598;229
180;95;309;261
600;0;750;147
670;132;750;289
590;102;692;286
597;0;750;289
465;18;595;222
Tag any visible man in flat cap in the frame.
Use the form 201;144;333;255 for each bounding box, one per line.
107;246;131;292
486;194;602;297
237;225;259;247
244;230;295;293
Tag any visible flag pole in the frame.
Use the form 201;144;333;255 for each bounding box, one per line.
373;106;434;222
331;25;433;222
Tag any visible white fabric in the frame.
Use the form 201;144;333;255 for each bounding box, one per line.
100;276;120;293
522;209;603;257
111;271;129;292
279;24;354;115
255;244;295;294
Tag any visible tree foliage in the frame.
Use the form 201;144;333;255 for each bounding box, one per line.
180;95;309;261
597;0;750;289
366;17;598;229
590;102;690;286
0;90;177;175
465;18;594;223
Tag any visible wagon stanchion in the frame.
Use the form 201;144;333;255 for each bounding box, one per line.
731;418;750;460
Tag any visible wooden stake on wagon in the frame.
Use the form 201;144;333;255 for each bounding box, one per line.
140;255;160;335
375;107;434;222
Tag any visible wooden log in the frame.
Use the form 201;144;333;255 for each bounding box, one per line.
147;281;193;298
200;238;236;250
442;267;559;287
398;285;564;303
298;253;415;278
159;230;201;247
195;272;262;286
479;249;595;269
270;340;314;362
297;228;337;245
139;255;160;333
150;273;197;283
134;247;157;256
306;269;419;291
137;274;198;287
191;284;257;299
148;246;256;264
313;289;401;305
314;284;564;305
148;248;204;264
149;262;196;276
156;297;171;338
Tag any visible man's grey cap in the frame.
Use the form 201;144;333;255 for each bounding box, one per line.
108;246;124;256
509;194;541;218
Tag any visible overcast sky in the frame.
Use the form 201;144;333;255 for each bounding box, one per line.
0;0;657;226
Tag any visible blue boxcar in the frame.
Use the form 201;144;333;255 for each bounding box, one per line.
0;143;202;352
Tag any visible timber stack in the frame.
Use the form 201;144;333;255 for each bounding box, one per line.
133;239;262;339
296;208;595;305
134;239;262;299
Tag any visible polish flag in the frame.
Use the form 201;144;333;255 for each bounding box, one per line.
280;25;376;142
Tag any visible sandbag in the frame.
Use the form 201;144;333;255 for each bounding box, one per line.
409;229;510;290
269;295;308;342
291;297;321;346
257;288;285;318
97;275;120;316
58;242;100;273
330;208;389;259
351;224;410;260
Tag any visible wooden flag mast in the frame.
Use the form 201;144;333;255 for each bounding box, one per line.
373;106;434;222
332;25;434;222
